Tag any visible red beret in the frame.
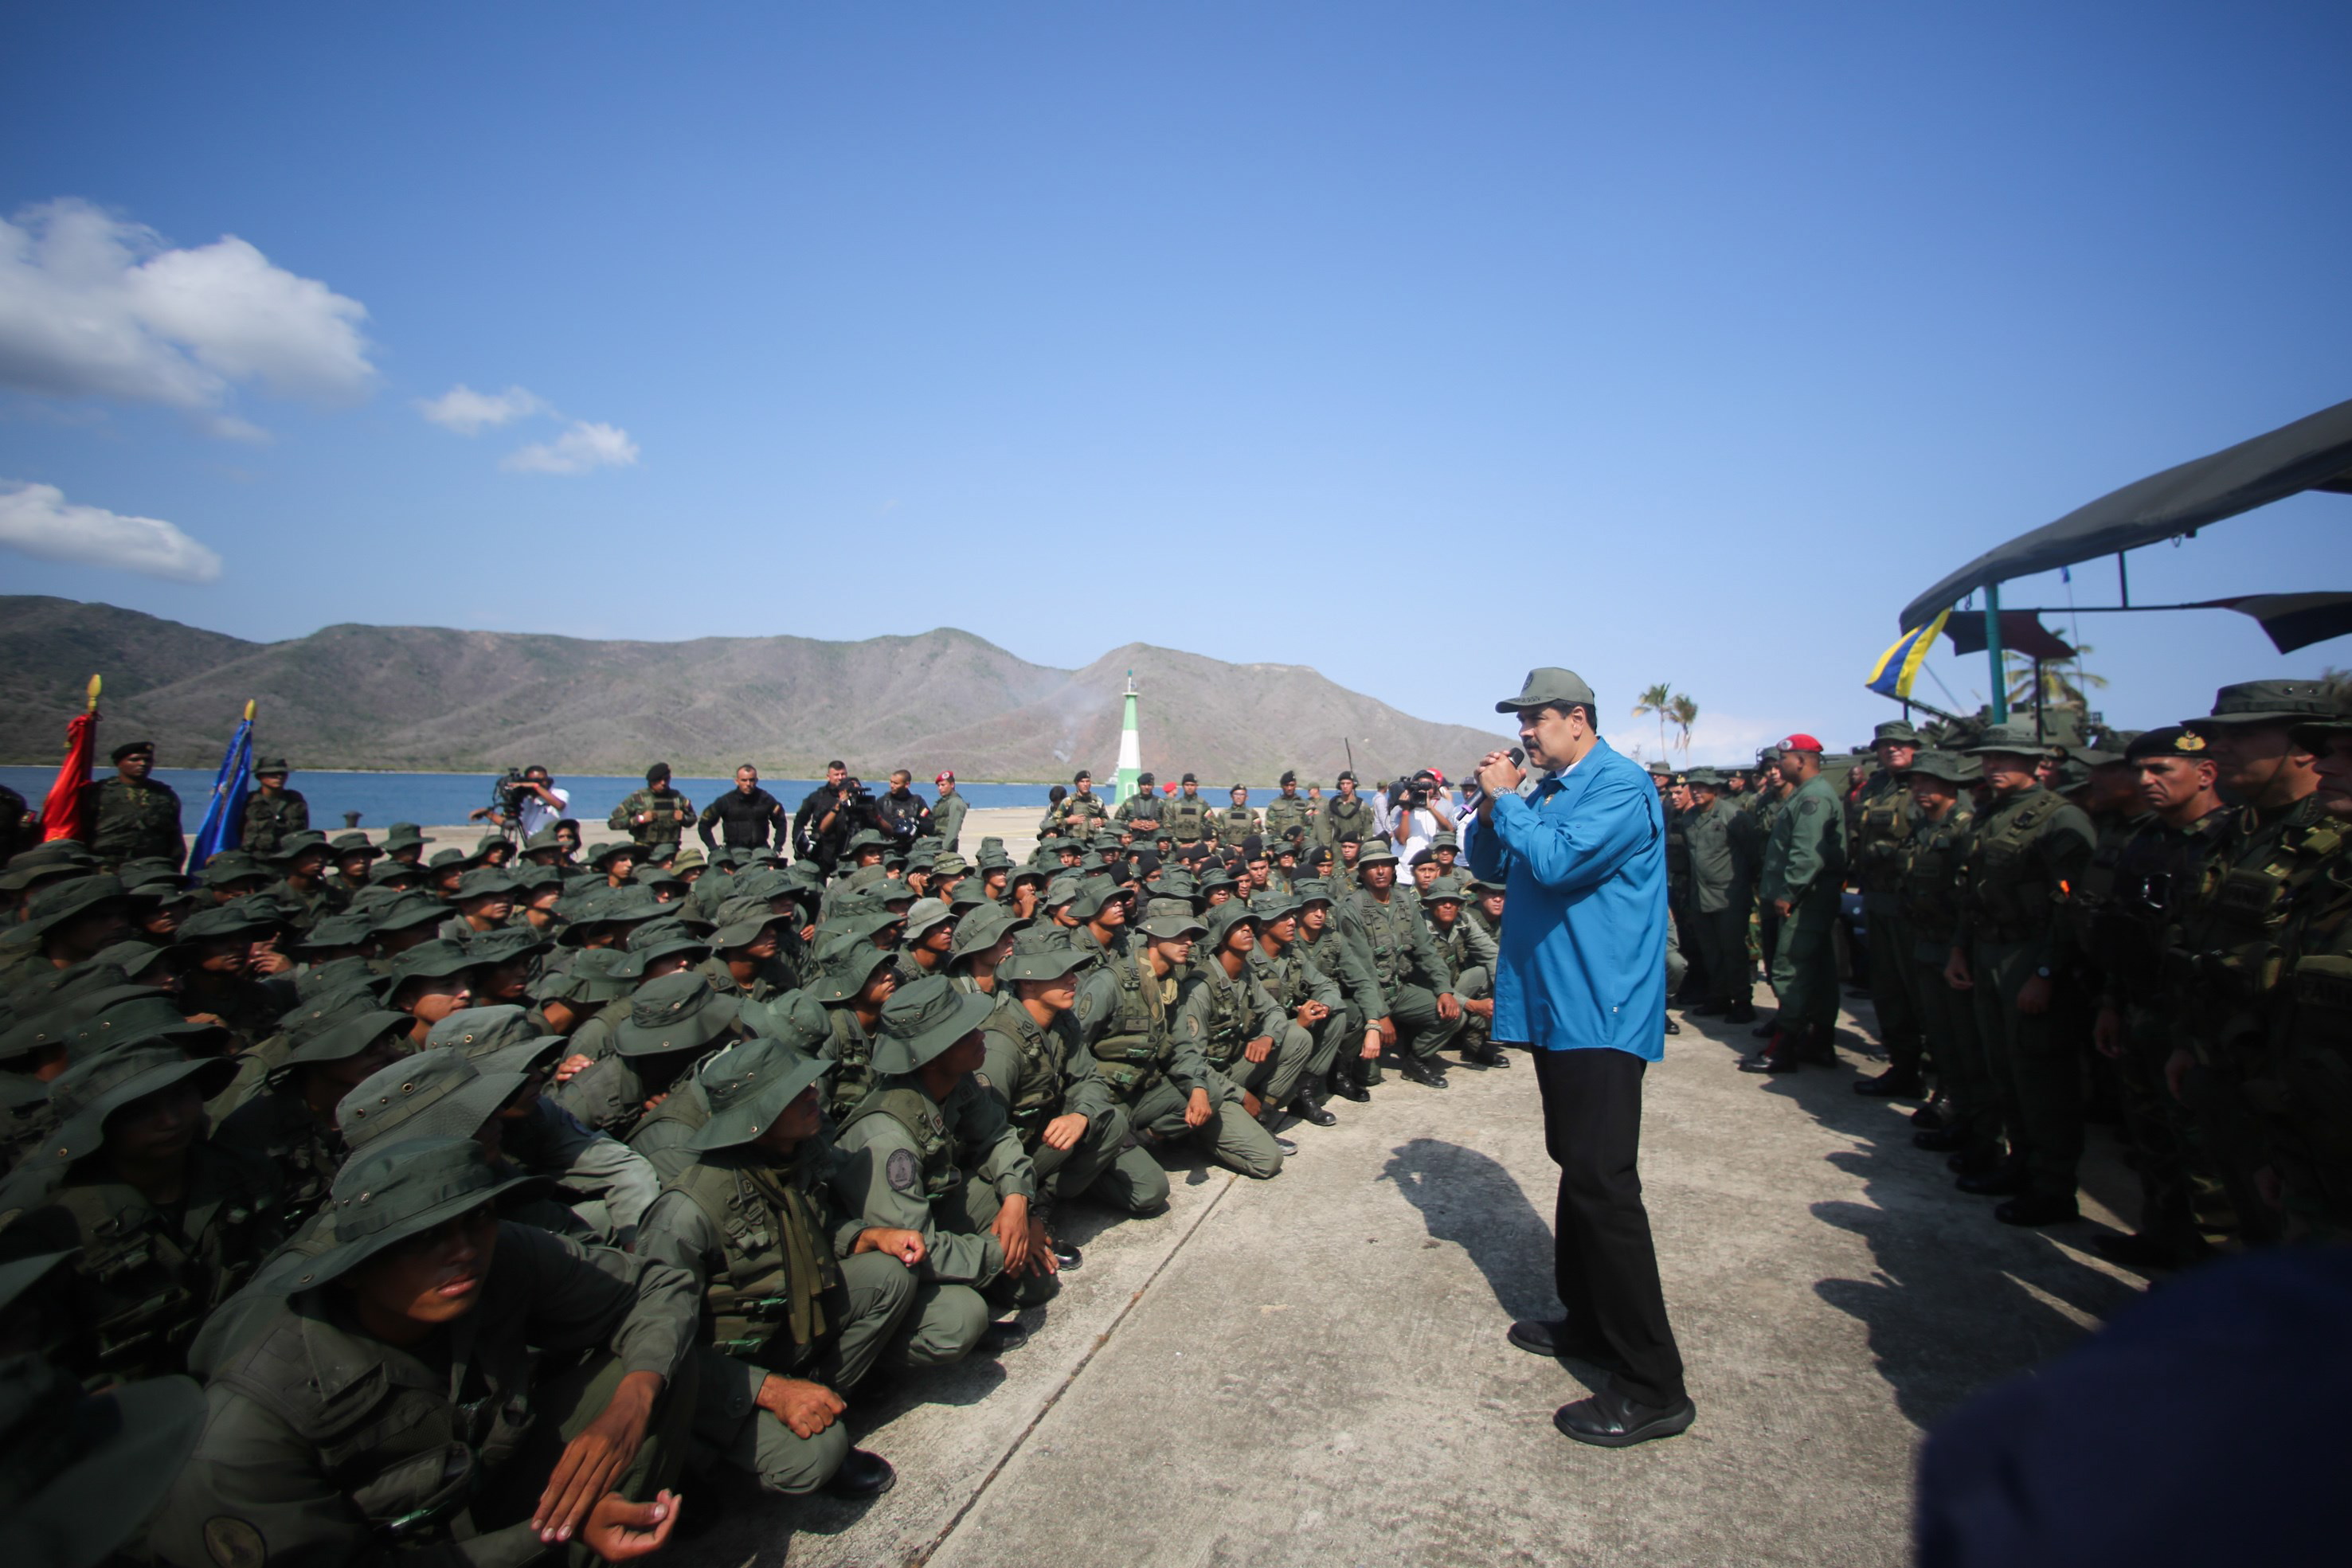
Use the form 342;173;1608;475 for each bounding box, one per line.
1779;733;1825;753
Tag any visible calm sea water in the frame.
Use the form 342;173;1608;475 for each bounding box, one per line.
0;768;1067;829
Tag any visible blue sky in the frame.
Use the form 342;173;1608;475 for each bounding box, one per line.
3;2;2347;763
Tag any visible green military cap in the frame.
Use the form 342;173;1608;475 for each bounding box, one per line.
1685;768;1725;788
710;909;782;950
1872;720;1923;745
507;863;562;896
1467;876;1506;895
1289;877;1334;905
532;946;636;1005
338;1051;529;1151
1042;874;1083;909
108;739;155;763
613;929;713;979
0;843;99;895
196;850;271;890
382;822;432;852
1900;750;1981;786
1137;897;1208;940
929;853;972;879
1353;841;1400;868
1070;881;1133;922
2064;746;2125;768
465;925;552;971
1192;863;1239;893
902;897;957;944
426;847;469;870
67;992;228;1064
252;757;291;774
611;971;740;1057
823;907;904;951
170;900;283;948
869;973;996;1075
1149;867;1195;899
843;828;894;855
2122;725;2209;762
1963;721;2048;757
114;854;186;887
996;944;1090;983
281;1007;410;1071
330;831;381;860
738;989;832;1053
2291;710;2352;750
369;891;450;934
1756;745;1786;762
0;1335;207;1568
688;1038;834;1152
586;840;637;869
271;830;333;863
522;826;566;853
973;848;1012;874
366;857;425;887
1646;761;1673;778
1247;891;1302;923
42;1045;238;1163
288;1136;542;1288
386;939;476;987
1495;667;1597;714
2184;679;2351;729
426;1003;549;1062
2;874;128;948
1419;882;1468;906
670;845;708;874
1201;901;1259;949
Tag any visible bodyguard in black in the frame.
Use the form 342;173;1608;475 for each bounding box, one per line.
699;764;789;853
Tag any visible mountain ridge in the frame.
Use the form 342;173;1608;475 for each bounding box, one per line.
0;596;1510;783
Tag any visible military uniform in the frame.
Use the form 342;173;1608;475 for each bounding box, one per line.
1263;788;1313;849
1315;789;1377;850
1214;801;1261;847
1164;788;1214;846
611;784;698;852
1896;758;1999;1164
1954;725;2098;1216
1176;914;1307;1111
1248;903;1351;1101
977;976;1161;1212
1335;847;1463;1080
1851;737;1924;1084
930;786;970;852
81;773;185;871
1681;776;1746;1016
1751;753;1846;1066
240;786;309;857
1052;789;1111;835
1426;892;1499;1060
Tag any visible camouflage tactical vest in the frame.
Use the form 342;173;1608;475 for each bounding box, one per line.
2177;798;2346;1025
1959;789;2070;943
1165;796;1211;840
980;1001;1074;1140
1264;797;1313;843
1186;962;1254;1070
1319;796;1374;842
1897;807;1974;948
667;1152;841;1364
1853;776;1917;900
1081;946;1175;1100
836;1085;961;1200
823;1008;877;1124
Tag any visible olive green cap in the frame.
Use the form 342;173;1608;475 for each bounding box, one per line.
1202;901;1258;948
1352;841;1400;869
807;939;898;1003
287;1136;541;1289
1900;750;1981;786
337;1050;528;1150
1495;667;1596;714
687;1039;833;1152
280;1008;410;1070
738;989;832;1053
369;892;450;934
533;946;636;1005
386;939;475;987
612;971;742;1057
948;902;1027;960
1137;897;1207;940
1872;721;1923;745
870;973;996;1074
2185;679;2352;730
1963;721;2050;757
1247;891;1302;923
2;875;128;948
425;1004;547;1062
902;897;957;942
271;830;332;863
996;945;1089;983
43;1046;238;1163
1684;768;1725;788
66;994;226;1064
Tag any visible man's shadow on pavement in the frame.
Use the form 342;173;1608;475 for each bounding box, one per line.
1380;1136;1558;1324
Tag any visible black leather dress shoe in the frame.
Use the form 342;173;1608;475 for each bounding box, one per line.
1911;1099;1950;1130
1663;1018;1681;1035
1051;1238;1083;1270
1553;1389;1697;1449
977;1319;1030;1356
1994;1194;2080;1227
1912;1126;1966;1152
1329;1076;1371;1104
1399;1058;1450;1089
1853;1068;1924;1098
823;1448;897;1500
1955;1163;2027;1196
1724;1002;1758;1023
1946;1148;2002;1178
1288;1093;1338;1126
1507;1318;1622;1369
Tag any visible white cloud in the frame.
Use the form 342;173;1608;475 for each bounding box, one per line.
417;382;547;435
0;480;222;582
0;198;373;431
502;420;640;475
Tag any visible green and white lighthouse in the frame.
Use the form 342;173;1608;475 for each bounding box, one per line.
1114;670;1142;804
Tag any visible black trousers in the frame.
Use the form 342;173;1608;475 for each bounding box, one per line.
1532;1047;1686;1407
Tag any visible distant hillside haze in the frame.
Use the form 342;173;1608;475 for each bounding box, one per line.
0;597;1512;784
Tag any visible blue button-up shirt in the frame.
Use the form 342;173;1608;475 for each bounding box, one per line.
1466;735;1668;1059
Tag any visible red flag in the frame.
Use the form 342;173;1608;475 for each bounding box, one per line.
39;678;100;843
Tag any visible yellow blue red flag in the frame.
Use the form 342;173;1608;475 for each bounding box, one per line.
1866;610;1951;701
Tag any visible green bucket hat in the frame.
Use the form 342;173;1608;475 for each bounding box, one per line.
929;854;972;880
612;971;742;1057
1684;768;1725;788
280;1008;411;1071
425;1004;549;1062
1872;720;1923;746
270;829;333;863
66;993;229;1066
0;844;98;895
337;1050;530;1151
612;928;712;980
1900;750;1981;786
41;1046;238;1163
1418;882;1467;906
197;851;272;890
2;875;129;949
464;925;553;969
454;867;519;901
1352;841;1400;869
687;1038;834;1152
1137;897;1208;940
1963;721;2048;757
902;897;957;944
370;892;452;936
297;912;379;952
1289;877;1334;905
2184;679;2352;730
0;1344;207;1568
387;940;476;988
1246;892;1301;924
284;1136;542;1290
1070;881;1132;922
870;973;996;1074
366;858;426;888
996;944;1089;984
330;831;382;861
739;990;832;1053
531;946;636;1006
807;940;898;1003
1202;901;1258;948
710;910;782;951
948;902;1027;960
382;823;432;852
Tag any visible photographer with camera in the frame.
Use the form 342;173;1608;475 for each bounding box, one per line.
873;768;932;850
469;764;569;838
1386;771;1442;867
699;763;788;855
790;760;867;872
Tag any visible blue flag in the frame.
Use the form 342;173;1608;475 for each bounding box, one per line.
186;702;256;873
1866;611;1952;702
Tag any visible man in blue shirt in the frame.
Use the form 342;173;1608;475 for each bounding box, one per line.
1471;667;1694;1449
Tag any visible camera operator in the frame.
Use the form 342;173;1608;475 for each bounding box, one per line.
1387;772;1441;866
790;760;868;872
872;768;932;850
468;764;569;837
699;763;787;855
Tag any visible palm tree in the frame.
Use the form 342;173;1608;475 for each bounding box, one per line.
1632;682;1673;761
2005;646;2107;716
1666;694;1699;759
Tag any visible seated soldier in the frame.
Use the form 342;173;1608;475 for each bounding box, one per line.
1176;903;1304;1152
943;902;1027;998
213;1007;409;1230
981;944;1167;1232
1246;891;1346;1124
1074;897;1285;1180
811;939;899;1122
633;991;830;1181
267;831;340;929
831;975;1052;1367
366;890;448;964
1335;842;1462;1089
467;924;554;1008
382;938;476;1045
894;897;959;984
638;1043;918;1503
551;972;743;1140
694;904;797;1001
1423;882;1503;1066
0;1040;283;1384
151;1137;697;1568
169;901;300;1051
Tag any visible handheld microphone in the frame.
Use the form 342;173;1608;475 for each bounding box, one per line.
1508;748;1525;767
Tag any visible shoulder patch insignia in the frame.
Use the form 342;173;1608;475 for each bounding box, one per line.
885;1148;920;1195
972;1070;992;1090
205;1517;268;1568
1800;800;1820;815
1076;992;1095;1023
